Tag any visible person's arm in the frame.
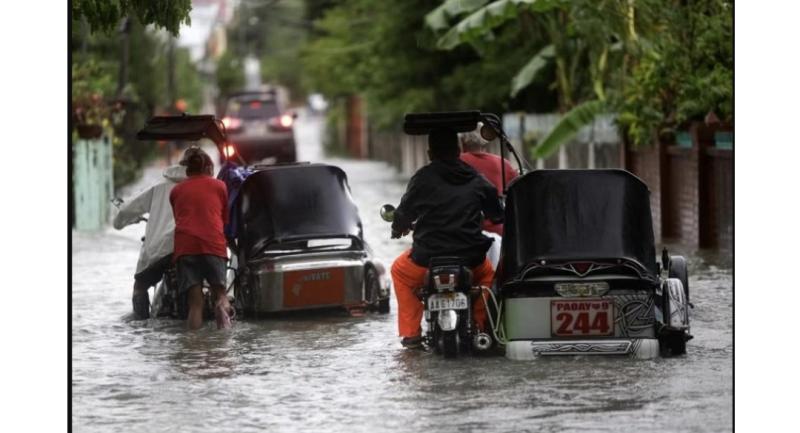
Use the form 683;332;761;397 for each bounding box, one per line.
479;178;504;224
220;182;229;226
391;173;423;238
112;187;154;229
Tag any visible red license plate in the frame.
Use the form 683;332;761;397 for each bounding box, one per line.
551;299;614;337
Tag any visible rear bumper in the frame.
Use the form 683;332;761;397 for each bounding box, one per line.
505;338;660;360
233;137;296;163
238;252;367;313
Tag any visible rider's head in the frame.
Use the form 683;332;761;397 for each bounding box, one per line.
428;128;460;161
180;146;213;176
459;129;486;153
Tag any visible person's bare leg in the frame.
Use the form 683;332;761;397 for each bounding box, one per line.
211;284;232;329
187;285;204;330
132;280;151;319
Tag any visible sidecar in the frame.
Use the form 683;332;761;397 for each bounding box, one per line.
498;169;692;359
231;163;391;315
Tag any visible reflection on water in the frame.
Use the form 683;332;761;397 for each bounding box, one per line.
72;114;732;433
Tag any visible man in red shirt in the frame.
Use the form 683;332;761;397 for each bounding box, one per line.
170;147;233;330
459;128;519;236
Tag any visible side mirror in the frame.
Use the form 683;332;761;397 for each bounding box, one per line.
480;124;498;141
289;110;298;119
380;204;396;222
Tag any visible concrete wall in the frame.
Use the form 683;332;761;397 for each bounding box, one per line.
72;135;114;231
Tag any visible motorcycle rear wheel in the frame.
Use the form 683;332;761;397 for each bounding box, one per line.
441;330;459;359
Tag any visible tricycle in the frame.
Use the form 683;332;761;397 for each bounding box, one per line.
136;114;391;319
390;111;692;359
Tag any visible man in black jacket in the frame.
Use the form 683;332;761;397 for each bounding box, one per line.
390;128;503;348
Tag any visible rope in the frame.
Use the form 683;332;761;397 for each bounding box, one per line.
479;287;509;346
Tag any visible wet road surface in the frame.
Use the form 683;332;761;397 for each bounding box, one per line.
71;112;732;432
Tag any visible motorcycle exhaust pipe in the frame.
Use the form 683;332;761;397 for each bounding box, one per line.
473;332;492;351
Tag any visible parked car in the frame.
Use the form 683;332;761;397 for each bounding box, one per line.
220;90;297;164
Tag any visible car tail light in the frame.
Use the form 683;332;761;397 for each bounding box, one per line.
222;116;242;130
223;144;236;158
268;114;294;131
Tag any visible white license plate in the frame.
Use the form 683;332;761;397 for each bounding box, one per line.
551;299;614;337
245;121;269;136
428;292;469;311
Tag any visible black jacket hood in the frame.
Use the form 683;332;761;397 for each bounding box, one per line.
430;159;478;185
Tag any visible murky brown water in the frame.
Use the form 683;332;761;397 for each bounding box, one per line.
71;113;732;432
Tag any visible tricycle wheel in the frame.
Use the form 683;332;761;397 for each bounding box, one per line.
365;267;381;311
660;333;688;356
669;256;689;303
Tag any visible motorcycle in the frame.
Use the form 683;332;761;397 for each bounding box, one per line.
111;197;215;321
380;204;493;358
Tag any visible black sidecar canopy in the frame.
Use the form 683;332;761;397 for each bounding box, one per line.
499;169;658;284
136;115;226;146
403;111;482;135
236;164;363;258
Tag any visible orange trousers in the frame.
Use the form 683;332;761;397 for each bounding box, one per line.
391;249;494;338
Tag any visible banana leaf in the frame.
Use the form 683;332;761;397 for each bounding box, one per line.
436;0;558;50
425;0;490;31
510;44;554;97
532;100;605;159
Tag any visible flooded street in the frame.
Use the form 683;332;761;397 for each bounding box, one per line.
71;113;732;432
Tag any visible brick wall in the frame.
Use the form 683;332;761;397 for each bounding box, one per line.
345;96;366;159
704;148;733;250
624;122;733;250
625;141;663;242
665;146;700;245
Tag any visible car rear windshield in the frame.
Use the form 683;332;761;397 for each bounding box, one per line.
226;98;280;119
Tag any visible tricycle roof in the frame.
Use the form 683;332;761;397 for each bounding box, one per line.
236;164;363;258
499;169;658;283
136;114;226;146
403;111;482;135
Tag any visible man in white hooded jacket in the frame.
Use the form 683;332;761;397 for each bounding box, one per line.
113;164;188;319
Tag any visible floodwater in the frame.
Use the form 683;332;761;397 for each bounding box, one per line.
71;113;733;432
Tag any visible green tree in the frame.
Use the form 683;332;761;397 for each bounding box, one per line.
617;0;733;145
428;0;661;158
302;0;554;130
73;0;192;35
72;15;204;188
216;50;245;98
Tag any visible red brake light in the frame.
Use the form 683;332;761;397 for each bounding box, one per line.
572;262;592;275
249;101;262;108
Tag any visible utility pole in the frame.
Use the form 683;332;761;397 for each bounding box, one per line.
116;17;131;98
166;36;177;164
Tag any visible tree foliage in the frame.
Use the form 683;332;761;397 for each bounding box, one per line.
616;0;733;145
71;16;204;188
429;0;731;151
73;0;192;35
301;0;555;129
